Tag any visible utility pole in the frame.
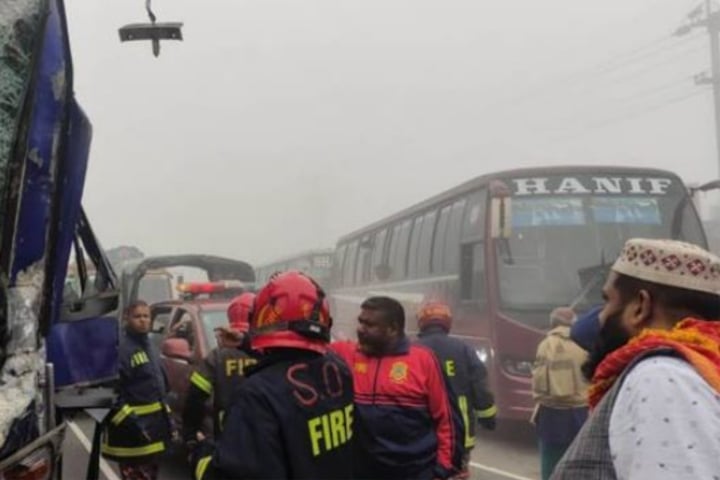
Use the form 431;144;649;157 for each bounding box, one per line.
676;1;720;177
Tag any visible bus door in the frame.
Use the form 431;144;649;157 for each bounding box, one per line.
456;188;494;370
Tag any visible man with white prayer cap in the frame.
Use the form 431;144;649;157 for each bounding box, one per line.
552;238;720;480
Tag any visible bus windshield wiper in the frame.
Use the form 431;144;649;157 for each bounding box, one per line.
570;250;608;309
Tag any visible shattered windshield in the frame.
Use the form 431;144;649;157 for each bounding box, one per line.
0;1;43;248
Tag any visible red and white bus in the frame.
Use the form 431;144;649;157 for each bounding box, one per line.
328;166;708;420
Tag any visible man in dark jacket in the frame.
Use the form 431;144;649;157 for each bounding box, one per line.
415;301;496;479
182;292;257;444
102;301;172;480
331;296;465;480
192;271;354;480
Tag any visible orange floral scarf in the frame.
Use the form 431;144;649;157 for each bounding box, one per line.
588;318;720;409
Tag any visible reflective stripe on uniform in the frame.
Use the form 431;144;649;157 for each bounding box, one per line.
476;404;498;419
131;351;150;368
111;402;165;425
111;405;134;426
101;440;165;457
458;395;475;448
132;402;163;416
190;371;213;395
195;455;212;480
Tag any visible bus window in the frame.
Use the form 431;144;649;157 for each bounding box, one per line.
310;253;333;287
333;244;347;286
462;189;487;241
445;199;467;273
343;241;359;286
371;228;388;281
679;200;705;244
407;216;424;278
356;236;372;285
387;223;402;280
390;220;412;280
138;272;173;304
497;175;707;327
432;205;451;273
460;242;485;302
417;210;437;276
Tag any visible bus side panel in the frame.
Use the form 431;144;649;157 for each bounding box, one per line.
47;316;118;387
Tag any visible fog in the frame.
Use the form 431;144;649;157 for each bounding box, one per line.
65;0;718;264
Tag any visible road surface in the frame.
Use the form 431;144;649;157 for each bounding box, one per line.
62;414;540;480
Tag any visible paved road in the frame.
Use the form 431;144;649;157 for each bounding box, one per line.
470;421;539;480
63;414;540;480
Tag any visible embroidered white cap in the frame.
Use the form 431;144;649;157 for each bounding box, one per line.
612;238;720;295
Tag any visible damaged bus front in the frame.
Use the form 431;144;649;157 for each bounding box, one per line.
0;1;118;478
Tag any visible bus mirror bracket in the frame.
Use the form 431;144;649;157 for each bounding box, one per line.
689;179;720;197
490;197;512;239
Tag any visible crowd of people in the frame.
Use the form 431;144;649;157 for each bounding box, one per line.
102;237;720;479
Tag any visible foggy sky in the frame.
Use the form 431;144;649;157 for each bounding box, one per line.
65;0;717;265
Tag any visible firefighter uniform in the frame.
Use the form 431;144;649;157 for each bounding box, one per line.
192;349;354;480
417;325;497;447
102;330;172;463
182;346;257;440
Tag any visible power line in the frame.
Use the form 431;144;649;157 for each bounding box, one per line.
550;76;697;126
482;35;703;112
676;0;720;174
590;33;701;76
606;75;695;103
554;88;708;140
587;42;705;85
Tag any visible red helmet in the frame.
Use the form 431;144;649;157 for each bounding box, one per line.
417;301;453;332
227;292;255;333
250;271;332;353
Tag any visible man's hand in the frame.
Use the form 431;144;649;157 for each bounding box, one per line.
215;327;243;348
187;431;213;466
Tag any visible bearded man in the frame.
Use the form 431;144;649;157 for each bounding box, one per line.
552;238;720;479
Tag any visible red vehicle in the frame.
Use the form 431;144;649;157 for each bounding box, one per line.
153;280;249;427
328;166;709;421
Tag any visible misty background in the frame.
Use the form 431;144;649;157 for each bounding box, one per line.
65;0;718;264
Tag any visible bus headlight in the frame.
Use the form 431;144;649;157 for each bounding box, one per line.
501;357;533;377
475;348;489;364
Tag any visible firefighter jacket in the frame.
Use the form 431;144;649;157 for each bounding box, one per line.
331;338;465;480
102;330;172;462
417;326;497;447
182;346;257;440
192;348;354;480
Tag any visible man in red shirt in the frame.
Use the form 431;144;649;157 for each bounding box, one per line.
331;296;464;480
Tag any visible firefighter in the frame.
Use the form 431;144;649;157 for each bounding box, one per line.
182;292;257;446
102;301;172;480
191;271;354;479
415;301;497;479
